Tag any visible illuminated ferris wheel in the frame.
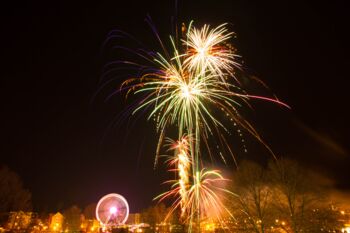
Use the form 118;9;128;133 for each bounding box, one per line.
96;193;129;227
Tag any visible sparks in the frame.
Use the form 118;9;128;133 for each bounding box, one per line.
183;23;241;83
122;24;287;166
109;21;289;231
166;136;191;218
156;168;234;228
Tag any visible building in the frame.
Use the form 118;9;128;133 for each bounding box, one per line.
49;212;64;232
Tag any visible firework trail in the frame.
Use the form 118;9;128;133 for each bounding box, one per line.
165;136;191;218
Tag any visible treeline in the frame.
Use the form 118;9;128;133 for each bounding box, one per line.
226;158;344;233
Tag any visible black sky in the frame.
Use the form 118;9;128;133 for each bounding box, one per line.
1;1;349;213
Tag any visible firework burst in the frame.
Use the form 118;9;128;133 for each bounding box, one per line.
182;23;240;83
121;25;288;166
107;20;289;231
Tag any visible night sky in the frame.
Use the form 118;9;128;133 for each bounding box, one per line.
2;1;349;213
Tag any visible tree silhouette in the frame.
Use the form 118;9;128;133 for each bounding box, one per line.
83;203;97;219
230;160;274;233
227;159;342;233
268;159;322;233
63;205;82;232
0;166;32;213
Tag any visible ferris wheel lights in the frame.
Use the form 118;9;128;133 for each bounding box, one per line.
96;193;129;227
109;206;118;214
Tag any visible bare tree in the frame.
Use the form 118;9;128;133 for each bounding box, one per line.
268;159;324;233
83;203;97;219
0;166;32;213
226;159;342;233
230;160;274;233
63;205;82;232
140;203;171;227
